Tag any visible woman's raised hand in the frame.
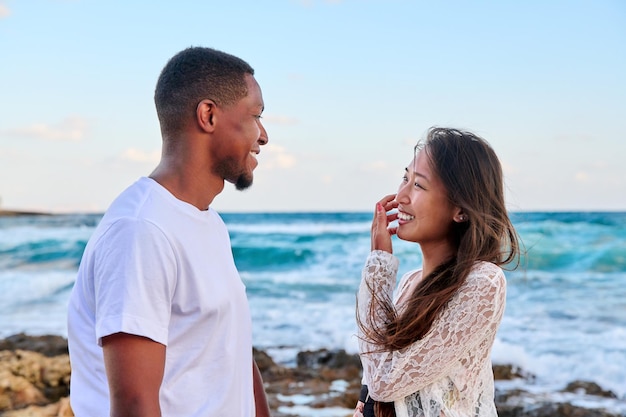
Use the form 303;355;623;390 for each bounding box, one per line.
371;194;398;253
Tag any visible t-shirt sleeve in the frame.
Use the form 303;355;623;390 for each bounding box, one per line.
92;217;177;346
358;256;506;401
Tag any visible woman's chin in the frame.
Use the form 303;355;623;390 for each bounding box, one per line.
396;227;417;243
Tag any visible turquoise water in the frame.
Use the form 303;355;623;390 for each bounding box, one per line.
0;211;625;404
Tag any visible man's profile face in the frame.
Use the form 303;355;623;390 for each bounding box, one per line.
211;74;268;190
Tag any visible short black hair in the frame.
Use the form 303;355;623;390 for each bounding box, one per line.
154;46;254;136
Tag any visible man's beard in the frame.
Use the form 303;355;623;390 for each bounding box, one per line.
214;157;253;191
234;173;253;190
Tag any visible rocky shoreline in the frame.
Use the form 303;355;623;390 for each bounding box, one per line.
0;333;623;417
0;210;51;217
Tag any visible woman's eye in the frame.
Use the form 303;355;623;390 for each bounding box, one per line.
414;182;424;190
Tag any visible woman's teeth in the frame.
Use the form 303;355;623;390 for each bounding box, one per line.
398;212;414;221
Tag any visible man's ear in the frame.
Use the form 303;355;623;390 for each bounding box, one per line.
196;99;217;133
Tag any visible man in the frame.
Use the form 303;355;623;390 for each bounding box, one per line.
67;46;270;416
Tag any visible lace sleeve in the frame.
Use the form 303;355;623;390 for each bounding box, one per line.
357;257;506;402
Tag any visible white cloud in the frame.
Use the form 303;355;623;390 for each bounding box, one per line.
360;160;389;172
402;137;419;147
501;161;517;175
553;133;594;143
0;3;10;19
294;0;343;6
574;171;590;183
0;148;21;158
119;148;160;164
260;144;297;170
287;73;305;81
264;114;299;125
586;160;608;169
3;116;88;141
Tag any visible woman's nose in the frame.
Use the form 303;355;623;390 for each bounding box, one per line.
396;184;410;204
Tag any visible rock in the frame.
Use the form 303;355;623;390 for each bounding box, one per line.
253;347;276;371
296;348;363;382
524;402;620;417
493;363;535;381
562;380;617;399
0;369;48;410
2;334;625;417
1;397;73;417
57;397;74;417
261;348;362;414
254;347;299;383
496;386;624;417
0;350;70;400
296;348;361;370
0;349;72;414
0;334;68;358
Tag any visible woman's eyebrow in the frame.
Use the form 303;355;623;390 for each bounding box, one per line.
405;167;429;181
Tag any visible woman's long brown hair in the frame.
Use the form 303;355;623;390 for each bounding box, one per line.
358;127;520;417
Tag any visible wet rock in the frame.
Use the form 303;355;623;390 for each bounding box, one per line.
2;334;625;417
254;347;300;383
297;348;361;370
522;402;620;417
493;363;535;381
562;380;617;399
262;348;361;414
0;334;68;358
297;348;363;382
495;386;624;417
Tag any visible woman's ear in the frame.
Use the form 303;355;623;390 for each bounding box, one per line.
453;208;468;223
196;99;217;133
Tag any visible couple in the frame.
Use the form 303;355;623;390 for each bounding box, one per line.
67;47;519;417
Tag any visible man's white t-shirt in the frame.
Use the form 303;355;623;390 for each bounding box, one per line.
67;177;254;416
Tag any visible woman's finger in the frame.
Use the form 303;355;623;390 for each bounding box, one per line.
377;194;397;211
371;202;393;253
353;401;365;417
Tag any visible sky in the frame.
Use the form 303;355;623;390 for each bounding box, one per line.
0;0;625;213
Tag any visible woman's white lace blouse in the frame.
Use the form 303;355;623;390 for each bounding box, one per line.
357;250;506;417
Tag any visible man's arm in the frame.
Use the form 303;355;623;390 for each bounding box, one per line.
253;359;270;417
102;332;166;417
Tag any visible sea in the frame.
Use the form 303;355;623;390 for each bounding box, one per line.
0;211;625;415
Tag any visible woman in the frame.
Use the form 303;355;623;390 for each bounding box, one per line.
354;127;519;417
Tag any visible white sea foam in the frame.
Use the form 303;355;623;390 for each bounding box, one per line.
491;338;531;368
0;269;74;338
277;404;353;417
227;221;371;235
